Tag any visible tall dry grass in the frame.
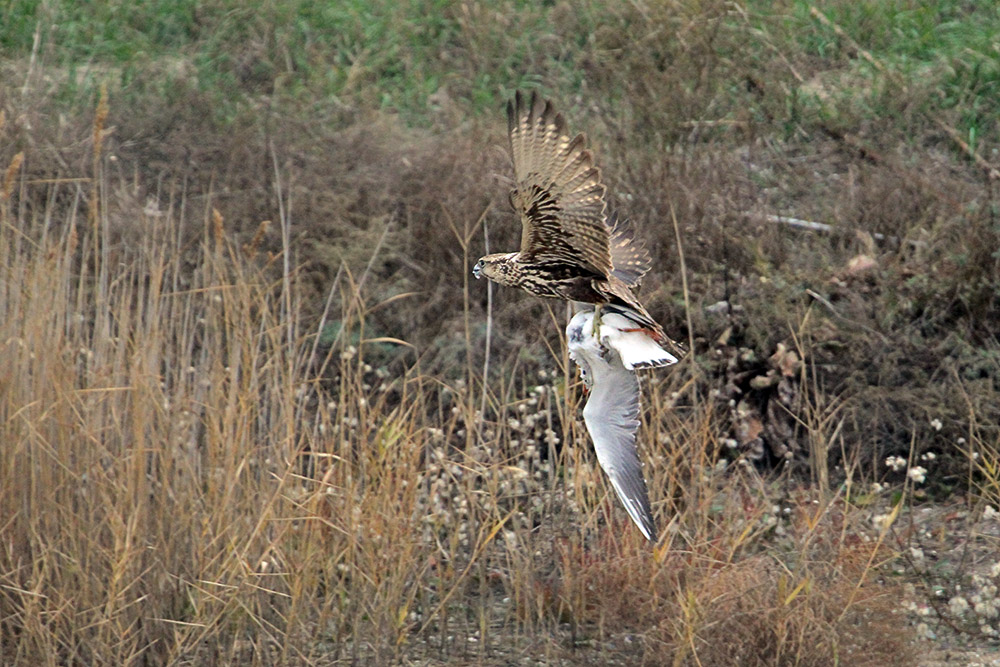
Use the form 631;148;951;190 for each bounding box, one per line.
0;104;923;665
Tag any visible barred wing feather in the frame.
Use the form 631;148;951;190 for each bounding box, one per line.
507;91;612;277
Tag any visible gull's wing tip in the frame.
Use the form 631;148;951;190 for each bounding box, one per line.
609;477;657;542
627;504;657;542
622;354;679;371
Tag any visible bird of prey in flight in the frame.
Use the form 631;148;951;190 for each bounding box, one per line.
473;90;683;359
473;91;684;541
567;308;677;541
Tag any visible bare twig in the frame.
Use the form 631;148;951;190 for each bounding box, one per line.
805;288;891;345
936;120;1000;181
20;21;41;97
670;202;697;387
809;7;894;79
755;212;926;249
479;220;493;438
270;141;295;346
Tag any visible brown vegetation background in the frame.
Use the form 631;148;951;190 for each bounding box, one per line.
2;1;999;664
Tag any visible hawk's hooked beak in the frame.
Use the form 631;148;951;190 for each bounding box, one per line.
473;260;483;279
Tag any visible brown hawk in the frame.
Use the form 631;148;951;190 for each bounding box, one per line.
473;91;682;357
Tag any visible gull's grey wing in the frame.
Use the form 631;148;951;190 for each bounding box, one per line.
566;311;657;541
583;350;656;541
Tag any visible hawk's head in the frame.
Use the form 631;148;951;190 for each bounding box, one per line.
473;253;520;286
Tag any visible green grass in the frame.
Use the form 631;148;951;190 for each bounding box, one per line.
7;0;998;131
781;0;1000;142
3;0;562;124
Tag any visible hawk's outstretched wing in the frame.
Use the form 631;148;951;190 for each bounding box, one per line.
507;91;612;277
607;212;652;289
567;310;657;541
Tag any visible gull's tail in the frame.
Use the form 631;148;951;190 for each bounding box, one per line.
598;307;680;371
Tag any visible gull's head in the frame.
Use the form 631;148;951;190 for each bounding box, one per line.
567;310;607;348
566;310;605;391
473;253;518;285
566;310;595;346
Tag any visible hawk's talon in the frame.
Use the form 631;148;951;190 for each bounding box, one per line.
591;304;603;338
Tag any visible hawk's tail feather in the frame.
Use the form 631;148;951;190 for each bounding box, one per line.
607;212;652;288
